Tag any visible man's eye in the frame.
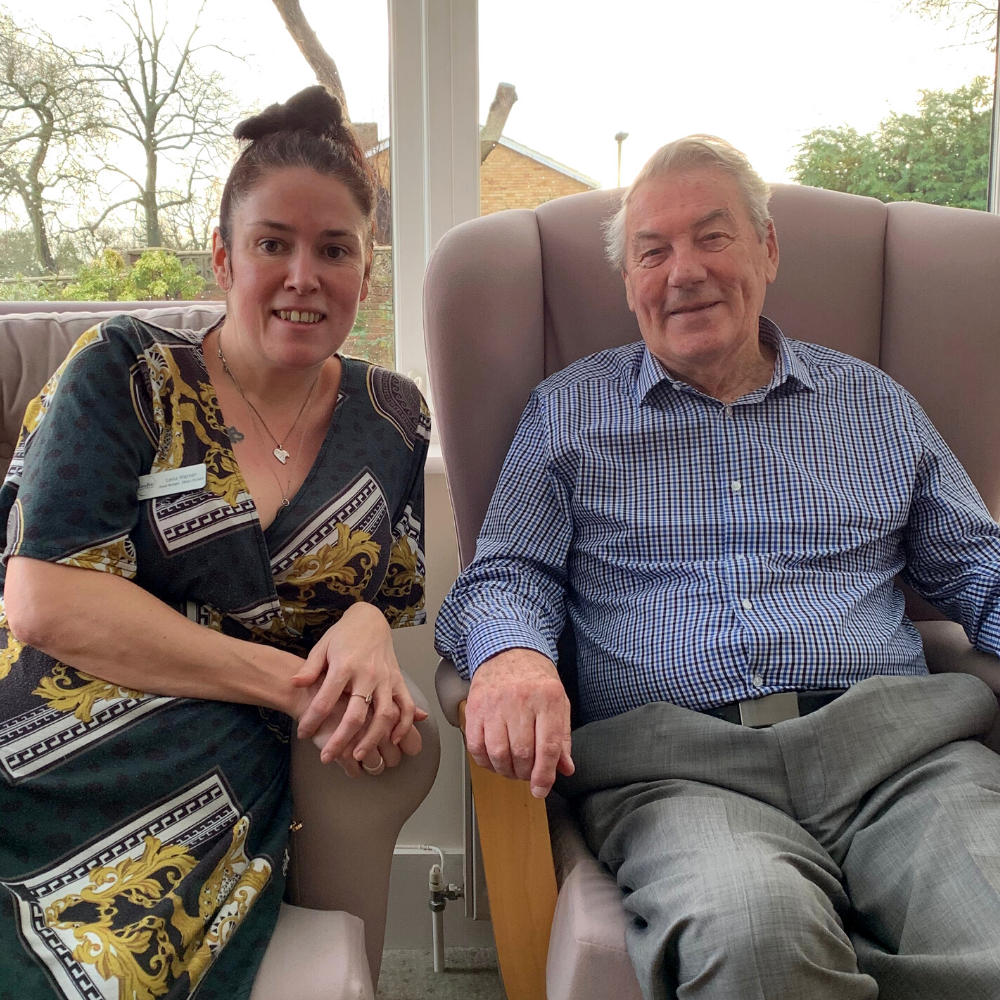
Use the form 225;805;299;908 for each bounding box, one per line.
637;249;665;268
701;233;734;250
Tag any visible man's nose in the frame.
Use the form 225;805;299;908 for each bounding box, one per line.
667;242;708;287
284;250;321;294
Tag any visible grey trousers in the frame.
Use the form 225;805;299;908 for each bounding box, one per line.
557;674;1000;1000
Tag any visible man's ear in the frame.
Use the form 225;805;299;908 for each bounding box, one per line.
623;268;636;313
764;219;779;286
211;228;232;292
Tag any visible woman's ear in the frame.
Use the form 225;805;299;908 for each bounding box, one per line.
211;228;232;292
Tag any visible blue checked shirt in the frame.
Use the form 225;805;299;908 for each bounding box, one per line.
434;318;1000;725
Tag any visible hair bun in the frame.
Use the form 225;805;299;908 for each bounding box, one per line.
234;86;346;143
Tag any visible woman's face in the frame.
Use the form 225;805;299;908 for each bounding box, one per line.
212;166;370;369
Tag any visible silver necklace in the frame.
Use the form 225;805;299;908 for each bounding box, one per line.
217;335;320;466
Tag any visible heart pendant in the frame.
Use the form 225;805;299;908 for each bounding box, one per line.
273;447;289;464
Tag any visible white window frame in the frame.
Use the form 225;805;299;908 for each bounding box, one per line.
387;0;480;411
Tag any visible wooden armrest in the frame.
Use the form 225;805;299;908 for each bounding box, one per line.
459;701;558;1000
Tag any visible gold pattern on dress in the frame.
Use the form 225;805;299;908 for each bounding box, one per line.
139;343;247;507
58;536;138;579
272;522;381;634
378;537;421;600
33;664;146;723
0;623;23;682
43;816;271;1000
44;836;199;1000
18;326;103;441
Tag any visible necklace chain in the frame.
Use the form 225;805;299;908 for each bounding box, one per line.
217;334;321;508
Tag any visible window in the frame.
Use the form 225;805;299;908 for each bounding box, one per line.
478;0;999;212
0;0;396;368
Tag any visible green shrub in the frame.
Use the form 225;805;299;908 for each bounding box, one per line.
0;276;66;301
123;249;204;301
61;248;205;301
61;249;130;301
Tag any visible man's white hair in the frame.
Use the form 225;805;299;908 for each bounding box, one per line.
603;135;771;271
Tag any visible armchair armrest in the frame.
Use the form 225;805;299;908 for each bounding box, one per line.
916;620;1000;753
436;657;558;1000
286;670;440;986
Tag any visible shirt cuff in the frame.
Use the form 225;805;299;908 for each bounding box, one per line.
465;619;556;677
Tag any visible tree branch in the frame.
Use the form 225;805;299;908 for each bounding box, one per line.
269;0;349;117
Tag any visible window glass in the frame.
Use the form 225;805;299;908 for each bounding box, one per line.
479;0;997;211
0;0;395;367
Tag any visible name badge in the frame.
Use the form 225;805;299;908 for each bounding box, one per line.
137;464;208;501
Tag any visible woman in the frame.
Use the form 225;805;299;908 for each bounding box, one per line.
0;87;428;999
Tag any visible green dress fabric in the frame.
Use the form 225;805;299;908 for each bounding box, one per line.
0;314;429;1000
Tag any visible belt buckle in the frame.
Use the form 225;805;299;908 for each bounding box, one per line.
738;692;800;728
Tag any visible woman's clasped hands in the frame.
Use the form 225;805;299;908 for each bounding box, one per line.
292;601;427;777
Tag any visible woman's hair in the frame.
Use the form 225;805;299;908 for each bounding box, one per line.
603;135;771;271
219;86;377;257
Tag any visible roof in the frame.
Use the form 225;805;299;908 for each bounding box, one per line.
493;136;600;189
365;134;601;189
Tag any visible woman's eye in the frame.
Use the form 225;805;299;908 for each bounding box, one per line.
324;245;347;260
259;239;282;253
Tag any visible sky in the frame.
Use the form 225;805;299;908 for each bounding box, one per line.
11;0;999;192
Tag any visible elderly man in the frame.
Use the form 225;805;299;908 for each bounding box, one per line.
435;136;1000;999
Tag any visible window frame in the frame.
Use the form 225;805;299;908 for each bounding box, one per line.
386;0;480;407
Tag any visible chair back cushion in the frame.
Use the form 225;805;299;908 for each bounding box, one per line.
425;184;894;567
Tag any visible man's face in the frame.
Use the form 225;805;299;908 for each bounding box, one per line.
622;167;779;373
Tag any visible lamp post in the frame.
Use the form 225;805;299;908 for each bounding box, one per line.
615;131;629;187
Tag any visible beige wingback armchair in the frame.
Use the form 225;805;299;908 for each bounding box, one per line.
424;184;1000;1000
0;302;441;999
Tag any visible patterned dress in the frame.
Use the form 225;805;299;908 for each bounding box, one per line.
0;315;429;1000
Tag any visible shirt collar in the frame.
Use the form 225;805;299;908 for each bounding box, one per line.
634;315;816;405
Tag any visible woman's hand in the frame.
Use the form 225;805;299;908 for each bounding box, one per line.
293;601;427;765
307;692;424;777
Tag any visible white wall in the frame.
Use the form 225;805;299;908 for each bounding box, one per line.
392;468;465;851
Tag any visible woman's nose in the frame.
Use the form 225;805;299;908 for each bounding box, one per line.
284;251;321;293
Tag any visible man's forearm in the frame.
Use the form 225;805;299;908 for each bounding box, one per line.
4;557;303;715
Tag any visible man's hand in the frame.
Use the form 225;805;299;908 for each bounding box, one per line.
465;647;574;798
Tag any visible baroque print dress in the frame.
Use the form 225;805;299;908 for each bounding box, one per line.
0;315;429;1000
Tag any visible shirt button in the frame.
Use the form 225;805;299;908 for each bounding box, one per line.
731;480;742;492
672;382;682;390
752;674;764;688
741;598;753;610
723;406;734;419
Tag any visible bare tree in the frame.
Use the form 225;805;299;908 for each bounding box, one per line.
268;1;520;157
480;83;518;163
159;174;222;250
77;0;240;248
0;13;105;272
901;0;997;47
270;0;349;116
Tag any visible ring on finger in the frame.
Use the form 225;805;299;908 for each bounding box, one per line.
362;754;386;777
349;691;374;705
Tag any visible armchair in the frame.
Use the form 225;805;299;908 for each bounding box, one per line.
0;303;442;999
423;185;1000;1000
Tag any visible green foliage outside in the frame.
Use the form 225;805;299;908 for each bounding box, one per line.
793;76;993;210
0;277;66;301
61;249;204;302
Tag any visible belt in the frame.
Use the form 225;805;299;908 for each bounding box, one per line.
701;689;848;728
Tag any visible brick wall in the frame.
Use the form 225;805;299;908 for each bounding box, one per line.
480;144;593;215
367;143;595;221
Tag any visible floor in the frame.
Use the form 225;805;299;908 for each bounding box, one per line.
376;948;506;1000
